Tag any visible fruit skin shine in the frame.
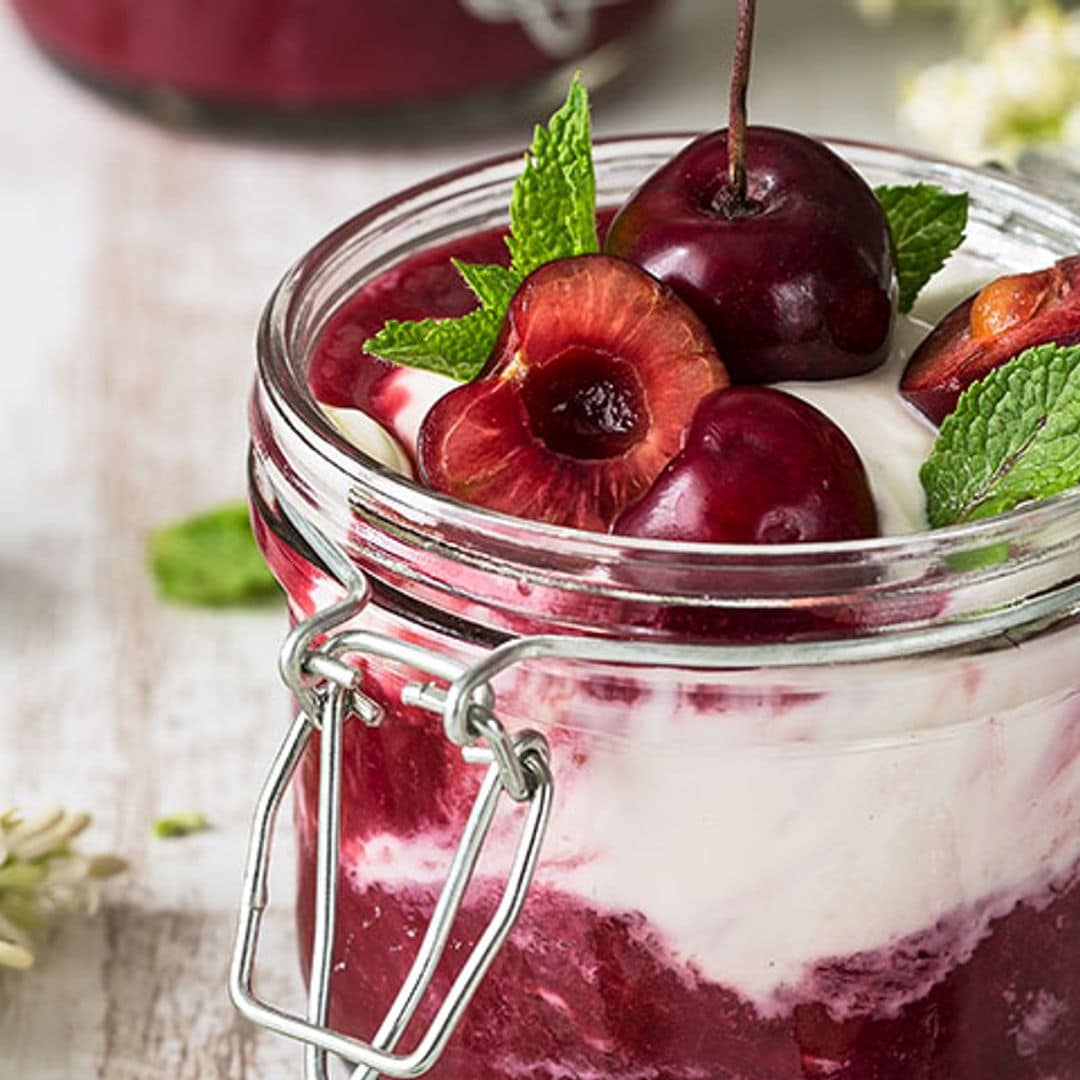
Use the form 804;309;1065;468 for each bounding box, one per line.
614;387;880;544
605;127;897;384
419;255;729;532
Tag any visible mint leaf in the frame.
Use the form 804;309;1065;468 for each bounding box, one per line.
875;183;969;314
507;72;598;278
921;344;1080;527
364;308;502;383
451;260;519;311
153;812;210;840
363;76;598;381
148;502;279;606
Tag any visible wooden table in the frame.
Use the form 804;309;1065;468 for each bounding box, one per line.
0;3;947;1076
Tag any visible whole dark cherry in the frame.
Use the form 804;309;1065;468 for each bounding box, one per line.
605;0;896;383
614;386;879;544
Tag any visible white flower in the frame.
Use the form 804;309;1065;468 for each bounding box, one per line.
852;0;954;21
900;5;1080;163
0;809;126;971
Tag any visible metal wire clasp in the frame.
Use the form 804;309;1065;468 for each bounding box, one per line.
229;570;553;1080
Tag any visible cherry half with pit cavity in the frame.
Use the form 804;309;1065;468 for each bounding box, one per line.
605;0;896;383
418;254;729;531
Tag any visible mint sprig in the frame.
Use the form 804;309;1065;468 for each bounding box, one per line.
921;344;1080;527
507;74;598;278
363;74;599;382
875;183;969;314
361;309;504;383
148;501;280;606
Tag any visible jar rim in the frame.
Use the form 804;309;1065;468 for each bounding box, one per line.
257;134;1080;577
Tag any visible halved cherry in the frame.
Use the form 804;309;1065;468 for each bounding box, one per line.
418;255;729;532
901;255;1080;424
614;386;879;544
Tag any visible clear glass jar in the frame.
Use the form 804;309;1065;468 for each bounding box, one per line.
243;138;1080;1077
11;0;665;131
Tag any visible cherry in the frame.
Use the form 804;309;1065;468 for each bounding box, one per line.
614;387;879;544
901;255;1080;424
604;0;896;383
418;254;728;532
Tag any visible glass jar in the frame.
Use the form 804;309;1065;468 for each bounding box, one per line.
10;0;665;130
235;138;1080;1078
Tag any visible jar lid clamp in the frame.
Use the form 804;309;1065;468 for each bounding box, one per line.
229;485;554;1079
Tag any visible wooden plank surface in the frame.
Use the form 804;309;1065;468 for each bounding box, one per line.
0;4;946;1076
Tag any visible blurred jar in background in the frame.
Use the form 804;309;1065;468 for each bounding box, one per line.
11;0;666;128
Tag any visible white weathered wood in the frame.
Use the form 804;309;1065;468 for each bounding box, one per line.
0;3;947;1075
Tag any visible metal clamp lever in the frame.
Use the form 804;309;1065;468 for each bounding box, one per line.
229;568;553;1080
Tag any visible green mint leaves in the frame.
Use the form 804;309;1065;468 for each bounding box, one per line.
362;309;505;383
921;344;1080;527
506;74;598;277
875;183;969;314
148;501;279;607
363;74;599;382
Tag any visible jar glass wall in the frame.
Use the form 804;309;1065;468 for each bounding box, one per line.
248;139;1080;1077
11;0;666;130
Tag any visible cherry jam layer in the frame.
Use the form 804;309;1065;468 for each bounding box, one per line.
13;1;661;109
299;874;1080;1079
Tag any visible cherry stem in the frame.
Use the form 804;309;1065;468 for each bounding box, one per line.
727;0;756;207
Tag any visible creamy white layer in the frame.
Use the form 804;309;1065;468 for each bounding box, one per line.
318;315;937;536
333;616;1080;1017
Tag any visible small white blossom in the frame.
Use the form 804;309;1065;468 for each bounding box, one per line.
900;5;1080;163
0;809;126;971
852;0;955;21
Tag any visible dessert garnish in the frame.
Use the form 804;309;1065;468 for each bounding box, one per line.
605;0;900;383
149;502;279;606
418;255;727;531
345;22;1080;542
902;256;1080;424
920;343;1080;526
363;75;599;383
0;809;126;971
873;183;969;315
614;387;879;543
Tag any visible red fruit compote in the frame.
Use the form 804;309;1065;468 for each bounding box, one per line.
11;0;663;123
247;139;1080;1077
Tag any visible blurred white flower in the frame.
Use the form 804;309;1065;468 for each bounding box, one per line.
900;5;1080;162
0;809;126;971
853;0;953;23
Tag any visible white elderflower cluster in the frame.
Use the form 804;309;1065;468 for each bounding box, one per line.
0;809;126;970
852;0;955;24
898;5;1080;163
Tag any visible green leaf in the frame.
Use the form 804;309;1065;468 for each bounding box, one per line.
451;260;519;312
153;812;210;840
148;502;279;607
362;75;598;381
921;344;1080;527
364;308;503;383
507;72;598;278
875;183;969;314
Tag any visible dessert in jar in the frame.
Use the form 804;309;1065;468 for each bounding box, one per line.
10;0;664;126
234;5;1080;1076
